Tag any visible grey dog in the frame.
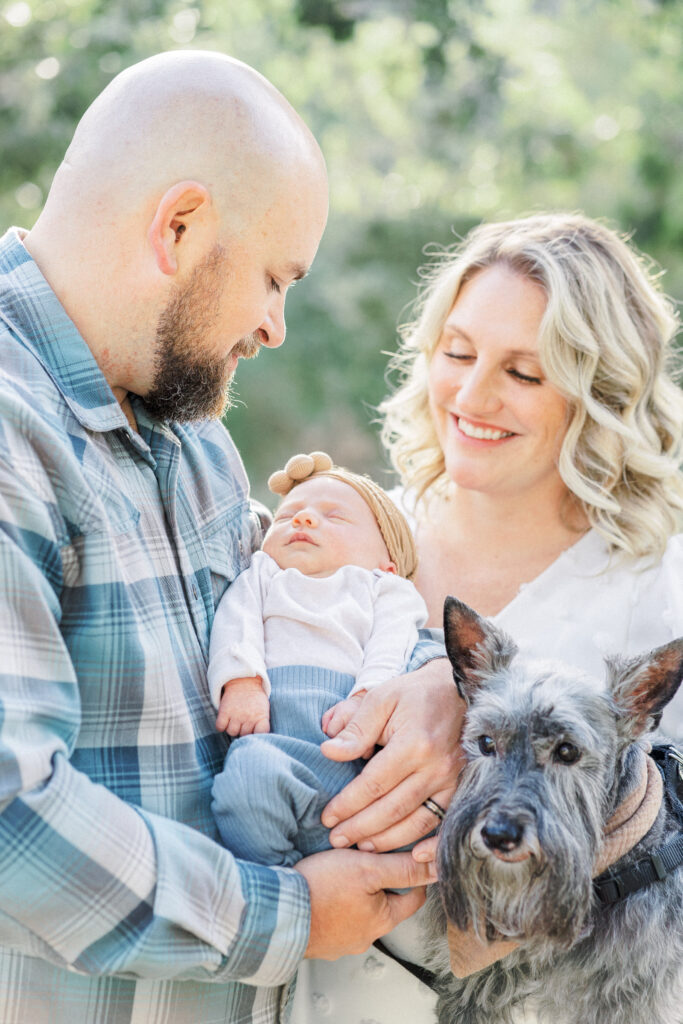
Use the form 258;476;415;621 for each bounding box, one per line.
425;597;683;1024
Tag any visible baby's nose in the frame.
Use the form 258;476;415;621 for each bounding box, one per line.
292;508;316;527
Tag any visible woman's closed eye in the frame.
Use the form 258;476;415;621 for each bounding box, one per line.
507;367;543;385
444;351;474;362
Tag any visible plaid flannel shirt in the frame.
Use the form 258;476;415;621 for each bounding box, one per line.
0;228;446;1023
0;228;312;1024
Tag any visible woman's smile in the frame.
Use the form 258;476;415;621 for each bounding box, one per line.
453;415;516;443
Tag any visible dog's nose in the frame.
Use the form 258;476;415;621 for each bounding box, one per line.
481;815;523;852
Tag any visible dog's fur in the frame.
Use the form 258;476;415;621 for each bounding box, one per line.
425;597;683;1024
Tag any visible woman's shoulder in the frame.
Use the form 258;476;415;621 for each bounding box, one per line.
662;531;683;565
563;529;683;582
632;532;683;612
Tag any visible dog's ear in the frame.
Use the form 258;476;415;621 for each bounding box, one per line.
443;596;518;704
607;637;683;742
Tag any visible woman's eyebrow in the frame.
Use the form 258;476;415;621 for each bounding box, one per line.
441;324;473;342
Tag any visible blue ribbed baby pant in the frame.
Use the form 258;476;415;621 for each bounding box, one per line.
211;665;366;867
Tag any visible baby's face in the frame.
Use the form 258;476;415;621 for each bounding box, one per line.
262;476;396;578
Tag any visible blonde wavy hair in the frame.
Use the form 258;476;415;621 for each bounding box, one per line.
380;213;683;560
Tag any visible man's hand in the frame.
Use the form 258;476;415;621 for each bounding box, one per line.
319;660;465;852
215;676;270;736
295;848;436;960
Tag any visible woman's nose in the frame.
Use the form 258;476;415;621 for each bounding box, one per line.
456;364;502;415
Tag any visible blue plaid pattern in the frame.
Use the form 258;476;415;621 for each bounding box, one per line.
0;228;311;1023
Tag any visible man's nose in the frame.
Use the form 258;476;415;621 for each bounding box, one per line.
259;294;286;349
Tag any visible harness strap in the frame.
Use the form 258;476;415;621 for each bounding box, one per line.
594;833;683;905
372;939;441;994
594;743;683;907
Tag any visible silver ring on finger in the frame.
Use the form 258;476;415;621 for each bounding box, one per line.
422;796;446;820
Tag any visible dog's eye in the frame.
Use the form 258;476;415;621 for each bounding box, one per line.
555;742;580;764
478;735;496;756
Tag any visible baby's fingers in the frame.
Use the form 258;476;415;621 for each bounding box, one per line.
323;694;364;737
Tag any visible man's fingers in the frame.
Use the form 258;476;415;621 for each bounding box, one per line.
384;886;428;930
365;849;437;891
411;833;440;864
295;848;436;959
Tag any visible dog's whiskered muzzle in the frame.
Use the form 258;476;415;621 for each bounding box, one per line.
481;813;523;852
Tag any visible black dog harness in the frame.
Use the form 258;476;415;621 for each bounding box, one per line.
593;743;683;906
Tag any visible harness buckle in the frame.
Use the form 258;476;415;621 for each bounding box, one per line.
650;851;667;881
667;747;683;784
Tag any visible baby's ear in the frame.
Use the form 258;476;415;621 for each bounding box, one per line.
443;596;517;704
380;560;397;575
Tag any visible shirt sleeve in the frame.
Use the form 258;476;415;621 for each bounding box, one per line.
0;462;309;986
405;627;447;672
350;574;430;694
207;552;274;704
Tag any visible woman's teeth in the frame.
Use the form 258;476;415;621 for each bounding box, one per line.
457;418;513;441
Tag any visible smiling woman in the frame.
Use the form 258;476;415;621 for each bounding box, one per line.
380;211;683;704
294;211;683;1024
427;264;569;506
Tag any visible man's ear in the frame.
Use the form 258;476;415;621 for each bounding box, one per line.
148;181;214;276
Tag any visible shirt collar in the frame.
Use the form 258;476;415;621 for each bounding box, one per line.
0;227;130;433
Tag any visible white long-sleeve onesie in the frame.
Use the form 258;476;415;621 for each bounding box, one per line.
208;550;428;706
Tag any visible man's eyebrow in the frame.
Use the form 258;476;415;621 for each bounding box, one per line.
286;263;309;282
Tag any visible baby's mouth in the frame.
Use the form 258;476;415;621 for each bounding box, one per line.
288;532;316;545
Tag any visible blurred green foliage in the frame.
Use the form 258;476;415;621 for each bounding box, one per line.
1;0;681;503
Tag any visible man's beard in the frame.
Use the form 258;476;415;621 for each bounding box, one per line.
142;245;260;423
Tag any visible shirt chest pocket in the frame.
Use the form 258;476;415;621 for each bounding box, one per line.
201;502;254;610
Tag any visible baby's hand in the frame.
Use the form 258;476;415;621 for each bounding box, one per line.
323;691;374;757
216;676;271;736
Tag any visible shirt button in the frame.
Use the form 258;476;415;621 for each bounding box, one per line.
192;583;198;599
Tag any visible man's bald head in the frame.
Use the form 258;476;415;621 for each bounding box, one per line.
23;51;328;419
49;50;326;237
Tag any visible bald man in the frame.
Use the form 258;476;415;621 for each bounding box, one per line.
0;51;450;1024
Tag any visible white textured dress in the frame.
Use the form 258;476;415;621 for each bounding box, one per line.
290;509;683;1024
